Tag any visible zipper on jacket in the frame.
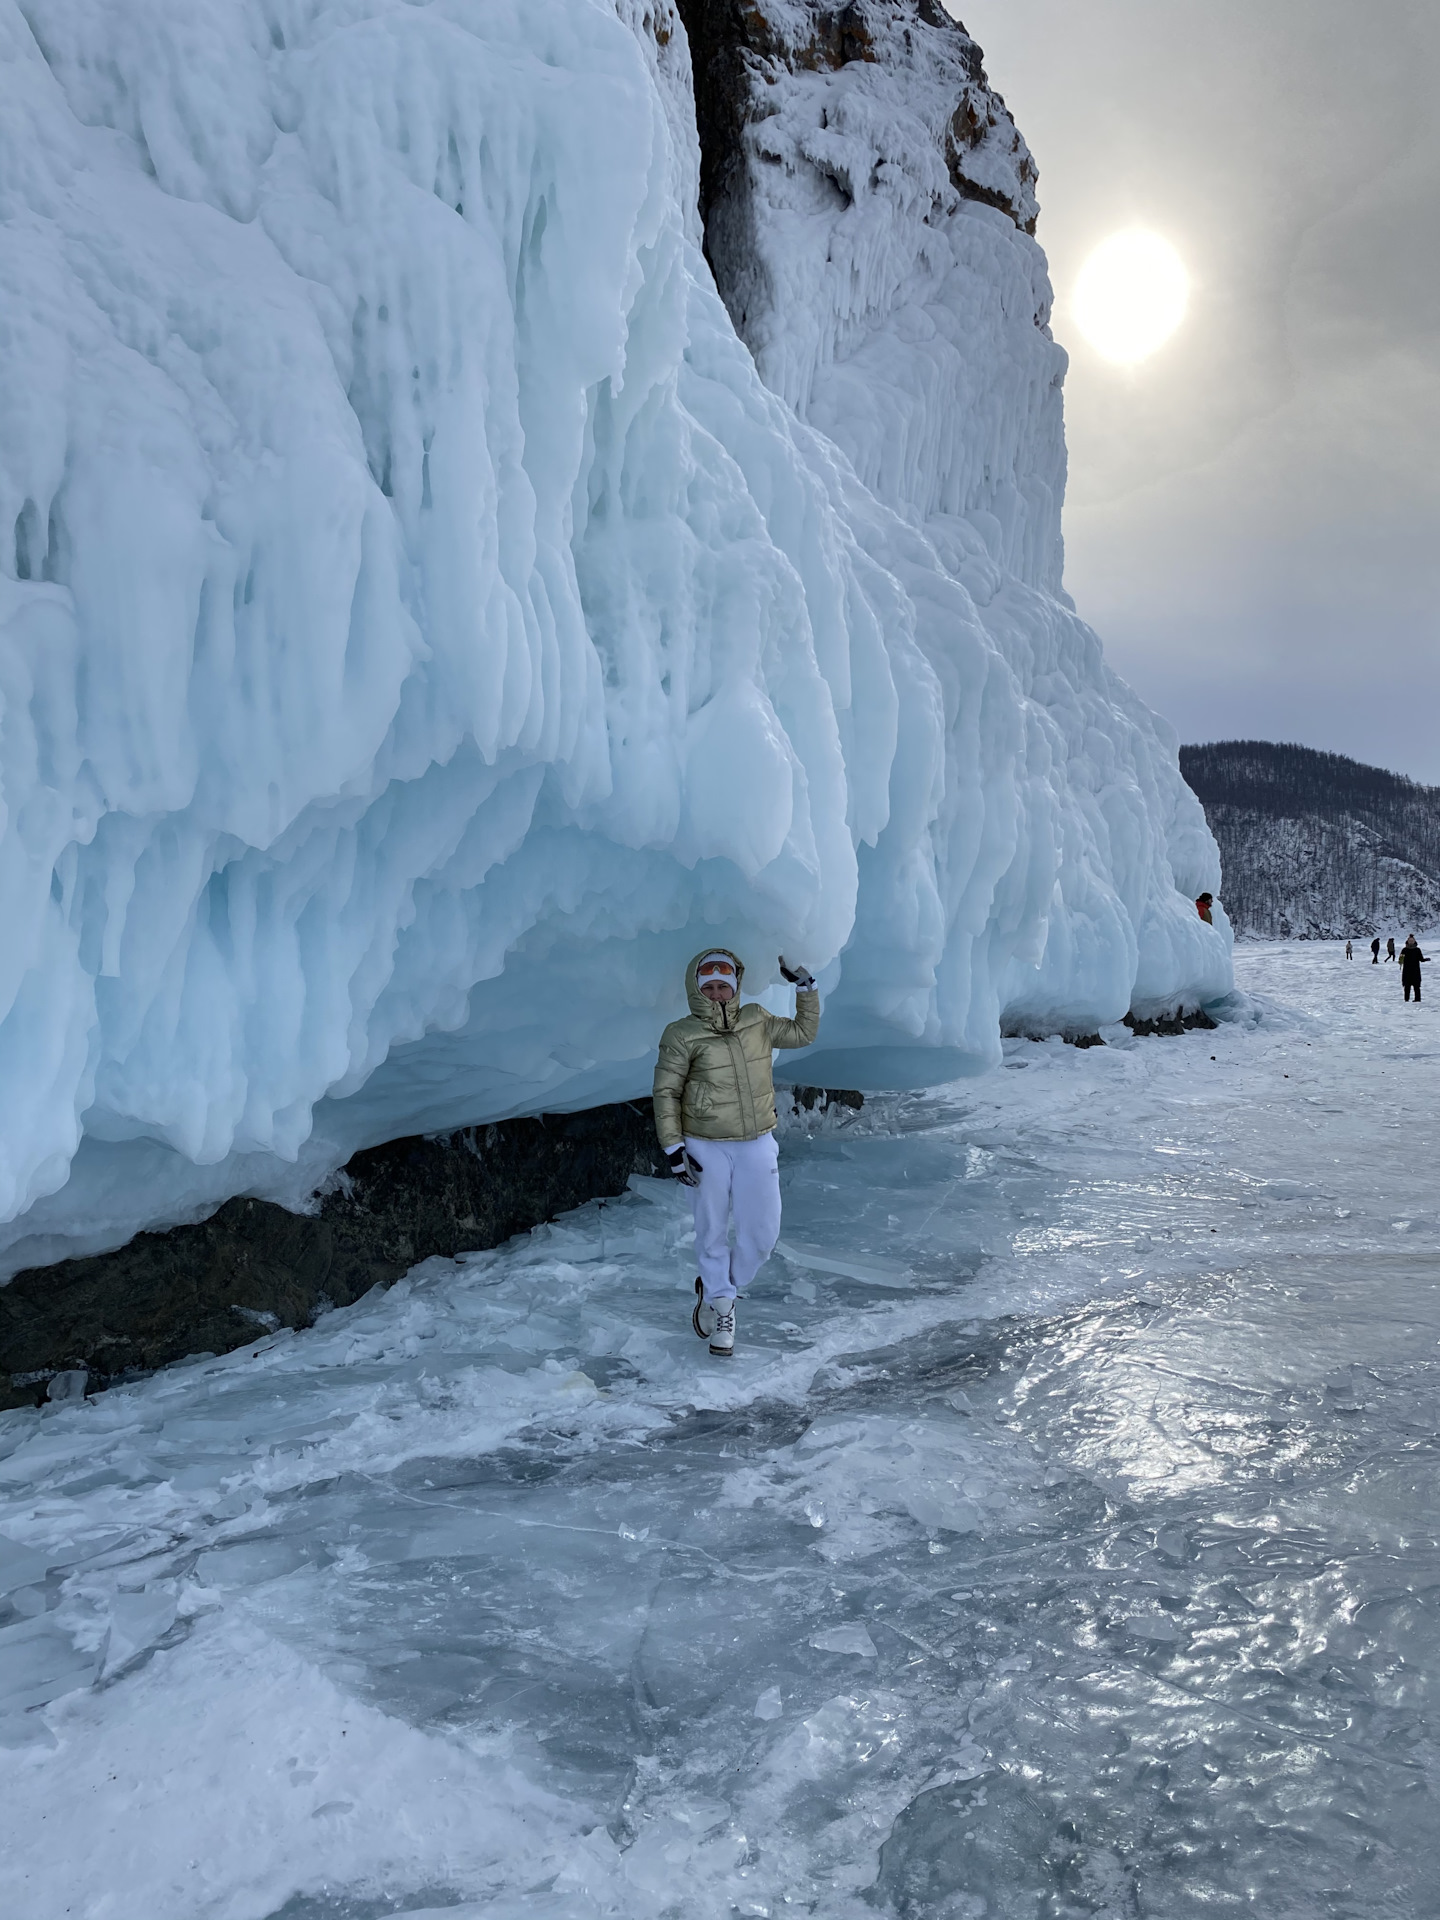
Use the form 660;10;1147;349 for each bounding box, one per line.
735;1015;756;1135
716;996;760;1136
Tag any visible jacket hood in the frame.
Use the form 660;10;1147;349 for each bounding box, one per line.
685;947;745;1024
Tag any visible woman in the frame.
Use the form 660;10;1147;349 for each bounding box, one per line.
653;950;819;1357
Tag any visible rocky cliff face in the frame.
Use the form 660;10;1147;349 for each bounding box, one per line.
678;1;1038;330
675;0;1055;573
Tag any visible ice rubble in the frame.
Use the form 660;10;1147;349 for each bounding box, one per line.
0;0;1229;1265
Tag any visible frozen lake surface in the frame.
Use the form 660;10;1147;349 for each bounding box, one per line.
1;944;1436;1919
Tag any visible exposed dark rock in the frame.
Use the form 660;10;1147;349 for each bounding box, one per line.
1006;1010;1215;1044
1123;1008;1219;1039
942;68;1039;226
784;1084;865;1113
0;1103;670;1411
1000;1025;1105;1048
674;0;770;322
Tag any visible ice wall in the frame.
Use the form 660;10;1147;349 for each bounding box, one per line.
0;0;1228;1272
675;0;1228;1080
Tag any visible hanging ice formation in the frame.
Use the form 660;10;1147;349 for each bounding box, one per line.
0;0;1229;1271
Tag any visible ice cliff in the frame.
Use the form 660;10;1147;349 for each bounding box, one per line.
0;0;1230;1271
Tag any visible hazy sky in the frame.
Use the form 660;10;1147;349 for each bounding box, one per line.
950;1;1440;780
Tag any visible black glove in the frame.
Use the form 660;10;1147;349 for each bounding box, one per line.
665;1144;702;1187
778;954;816;991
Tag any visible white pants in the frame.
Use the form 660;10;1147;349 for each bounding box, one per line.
685;1132;782;1303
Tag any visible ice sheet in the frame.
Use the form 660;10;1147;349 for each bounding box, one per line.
0;944;1435;1917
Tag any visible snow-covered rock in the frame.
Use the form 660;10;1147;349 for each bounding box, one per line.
1211;811;1440;942
1182;740;1440;939
0;0;1228;1271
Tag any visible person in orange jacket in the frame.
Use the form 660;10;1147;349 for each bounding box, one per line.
1196;892;1214;925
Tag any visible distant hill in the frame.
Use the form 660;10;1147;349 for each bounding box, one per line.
1179;740;1440;939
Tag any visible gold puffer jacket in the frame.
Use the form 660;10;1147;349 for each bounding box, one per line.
653;949;820;1148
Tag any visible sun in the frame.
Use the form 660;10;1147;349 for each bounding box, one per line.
1071;231;1189;364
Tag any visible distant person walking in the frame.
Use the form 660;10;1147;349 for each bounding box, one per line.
1387;937;1397;962
1345;939;1353;959
1196;892;1214;925
1371;937;1381;963
1401;935;1428;1003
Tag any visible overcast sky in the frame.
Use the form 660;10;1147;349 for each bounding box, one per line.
950;1;1440;781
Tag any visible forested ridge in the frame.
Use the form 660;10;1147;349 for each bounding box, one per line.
1180;740;1440;938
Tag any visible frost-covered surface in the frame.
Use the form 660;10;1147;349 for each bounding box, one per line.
1182;741;1440;939
1207;808;1440;940
0;0;1228;1264
2;945;1437;1918
694;0;1051;569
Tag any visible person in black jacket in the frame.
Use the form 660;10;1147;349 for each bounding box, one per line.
1371;937;1381;963
1387;937;1397;961
1400;935;1427;1002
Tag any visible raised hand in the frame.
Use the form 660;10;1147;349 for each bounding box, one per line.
778;955;816;991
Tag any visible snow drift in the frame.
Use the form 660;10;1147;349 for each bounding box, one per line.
0;0;1229;1270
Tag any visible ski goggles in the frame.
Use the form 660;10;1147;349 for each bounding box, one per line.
696;954;737;985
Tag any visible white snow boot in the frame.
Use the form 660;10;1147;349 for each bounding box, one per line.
692;1277;716;1341
709;1301;736;1358
692;1277;736;1355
